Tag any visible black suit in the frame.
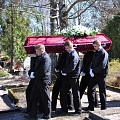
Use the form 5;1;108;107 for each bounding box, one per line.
30;52;51;119
51;52;73;111
79;51;98;107
60;49;81;113
26;57;36;112
88;48;109;110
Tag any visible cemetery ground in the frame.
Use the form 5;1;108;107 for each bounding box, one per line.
0;74;120;120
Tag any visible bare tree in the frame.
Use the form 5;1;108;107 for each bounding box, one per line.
65;0;120;30
0;0;120;33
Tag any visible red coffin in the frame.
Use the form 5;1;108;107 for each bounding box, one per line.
24;33;112;54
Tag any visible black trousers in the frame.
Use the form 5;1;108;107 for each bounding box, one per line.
30;80;51;118
26;78;35;112
26;78;43;113
88;74;107;110
79;73;98;106
52;75;73;110
60;77;81;112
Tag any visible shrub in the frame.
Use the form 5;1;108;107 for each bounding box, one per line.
1;55;10;61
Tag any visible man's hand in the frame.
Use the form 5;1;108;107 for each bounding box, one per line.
80;71;86;76
89;69;94;77
61;71;67;76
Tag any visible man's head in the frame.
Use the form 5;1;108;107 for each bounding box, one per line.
93;40;101;51
35;44;45;56
64;40;73;52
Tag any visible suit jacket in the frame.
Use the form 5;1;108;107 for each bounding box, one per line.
91;48;109;75
81;51;94;73
34;52;51;81
55;52;68;70
62;49;80;78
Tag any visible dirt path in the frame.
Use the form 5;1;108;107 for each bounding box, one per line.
0;75;120;120
0;91;89;120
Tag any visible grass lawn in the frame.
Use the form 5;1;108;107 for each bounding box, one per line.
106;59;120;87
0;67;11;78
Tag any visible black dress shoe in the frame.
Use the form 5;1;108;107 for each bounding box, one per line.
94;104;100;108
22;109;30;114
41;115;51;119
71;111;82;116
56;109;68;114
101;108;106;110
24;115;37;120
94;105;98;108
37;110;44;114
51;108;56;112
83;107;94;111
68;106;74;110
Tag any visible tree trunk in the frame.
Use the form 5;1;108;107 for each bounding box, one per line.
50;0;58;34
10;4;14;72
59;0;68;31
0;0;5;9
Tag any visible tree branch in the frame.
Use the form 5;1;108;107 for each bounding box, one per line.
66;0;89;14
68;0;97;19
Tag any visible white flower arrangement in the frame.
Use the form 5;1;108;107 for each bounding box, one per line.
60;25;98;37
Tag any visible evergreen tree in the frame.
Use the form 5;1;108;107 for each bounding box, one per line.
102;12;120;60
0;4;42;63
0;5;32;62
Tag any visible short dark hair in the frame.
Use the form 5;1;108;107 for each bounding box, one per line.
93;40;101;45
64;40;73;47
35;44;45;51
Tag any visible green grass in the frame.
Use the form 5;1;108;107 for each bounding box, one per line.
106;59;120;87
0;68;11;78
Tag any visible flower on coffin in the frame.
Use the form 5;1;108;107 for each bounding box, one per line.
60;29;70;36
61;25;99;37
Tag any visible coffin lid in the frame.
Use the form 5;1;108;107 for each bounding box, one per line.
24;33;112;54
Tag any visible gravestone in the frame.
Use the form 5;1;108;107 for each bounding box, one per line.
23;57;30;76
